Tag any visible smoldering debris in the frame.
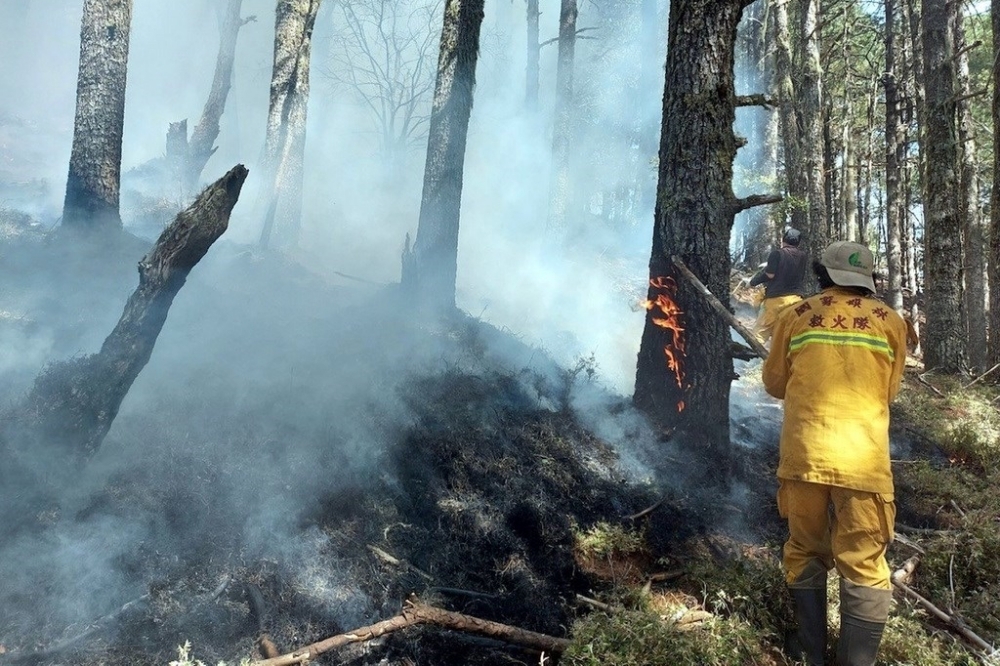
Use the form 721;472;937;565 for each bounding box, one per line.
0;234;726;666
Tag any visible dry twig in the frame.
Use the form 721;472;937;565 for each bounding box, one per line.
249;596;570;666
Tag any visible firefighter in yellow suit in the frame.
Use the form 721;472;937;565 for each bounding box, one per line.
763;241;908;666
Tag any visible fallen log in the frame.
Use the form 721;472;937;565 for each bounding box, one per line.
250;596;571;666
4;165;248;461
671;256;769;359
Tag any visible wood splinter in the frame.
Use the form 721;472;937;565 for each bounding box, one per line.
249;595;570;666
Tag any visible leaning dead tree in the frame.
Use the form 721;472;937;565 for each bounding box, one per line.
6;165;248;461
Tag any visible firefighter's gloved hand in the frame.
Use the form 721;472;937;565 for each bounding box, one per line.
748;271;767;288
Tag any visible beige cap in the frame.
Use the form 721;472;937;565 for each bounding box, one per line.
820;241;876;292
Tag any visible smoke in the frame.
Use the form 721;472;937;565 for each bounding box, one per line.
0;0;781;657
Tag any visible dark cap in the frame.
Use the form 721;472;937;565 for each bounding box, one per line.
782;228;802;246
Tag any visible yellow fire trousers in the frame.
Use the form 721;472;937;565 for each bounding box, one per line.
753;294;802;346
777;479;895;590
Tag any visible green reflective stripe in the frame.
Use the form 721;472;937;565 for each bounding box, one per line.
789;331;895;359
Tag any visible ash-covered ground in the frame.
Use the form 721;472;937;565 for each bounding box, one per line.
0;218;786;665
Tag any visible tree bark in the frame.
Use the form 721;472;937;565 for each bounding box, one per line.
991;0;1000;368
6;165;247;464
921;0;967;372
546;0;578;232
633;0;759;455
738;0;777;267
885;0;905;311
772;0;806;235
62;0;133;231
798;0;827;256
258;0;321;250
954;7;987;372
400;0;486;311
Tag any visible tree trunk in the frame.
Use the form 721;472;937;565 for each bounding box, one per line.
186;0;250;191
737;0;776;267
772;0;806;234
62;0;133;231
921;0;967;372
842;119;859;242
954;7;987;372
400;0;486;311
258;0;321;250
634;0;759;456
885;0;905;311
6;166;247;465
525;0;540;111
991;0;1000;368
798;0;827;256
546;0;578;232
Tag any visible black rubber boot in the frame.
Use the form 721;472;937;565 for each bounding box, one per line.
789;587;828;665
836;614;885;666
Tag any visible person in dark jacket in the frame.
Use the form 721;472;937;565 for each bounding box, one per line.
750;228;809;346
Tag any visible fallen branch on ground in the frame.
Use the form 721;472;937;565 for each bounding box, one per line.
368;545;433;581
893;578;995;654
249;595;570;666
627;498;665;521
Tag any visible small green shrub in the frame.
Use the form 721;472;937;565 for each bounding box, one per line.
575;522;646;559
563;609;773;666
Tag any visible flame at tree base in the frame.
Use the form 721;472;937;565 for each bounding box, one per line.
640;276;689;413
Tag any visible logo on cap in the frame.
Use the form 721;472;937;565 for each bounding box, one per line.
848;252;864;268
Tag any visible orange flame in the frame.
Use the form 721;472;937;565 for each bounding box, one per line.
641;276;687;413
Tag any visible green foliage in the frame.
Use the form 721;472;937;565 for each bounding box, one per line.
167;642;237;666
685;552;791;640
575;522;645;559
878;613;978;666
563;608;773;666
894;380;1000;469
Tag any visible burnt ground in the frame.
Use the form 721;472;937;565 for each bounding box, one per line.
0;220;798;666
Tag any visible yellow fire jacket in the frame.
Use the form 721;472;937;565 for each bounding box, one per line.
762;287;908;495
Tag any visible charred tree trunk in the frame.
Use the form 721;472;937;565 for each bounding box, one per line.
62;0;133;231
922;0;967;372
258;0;321;250
546;0;578;233
772;0;805;234
525;0;540;111
5;166;247;464
955;8;987;372
634;0;763;456
400;0;486;311
885;0;905;311
798;0;827;256
186;0;252;191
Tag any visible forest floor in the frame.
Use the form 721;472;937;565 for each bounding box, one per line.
0;210;997;666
